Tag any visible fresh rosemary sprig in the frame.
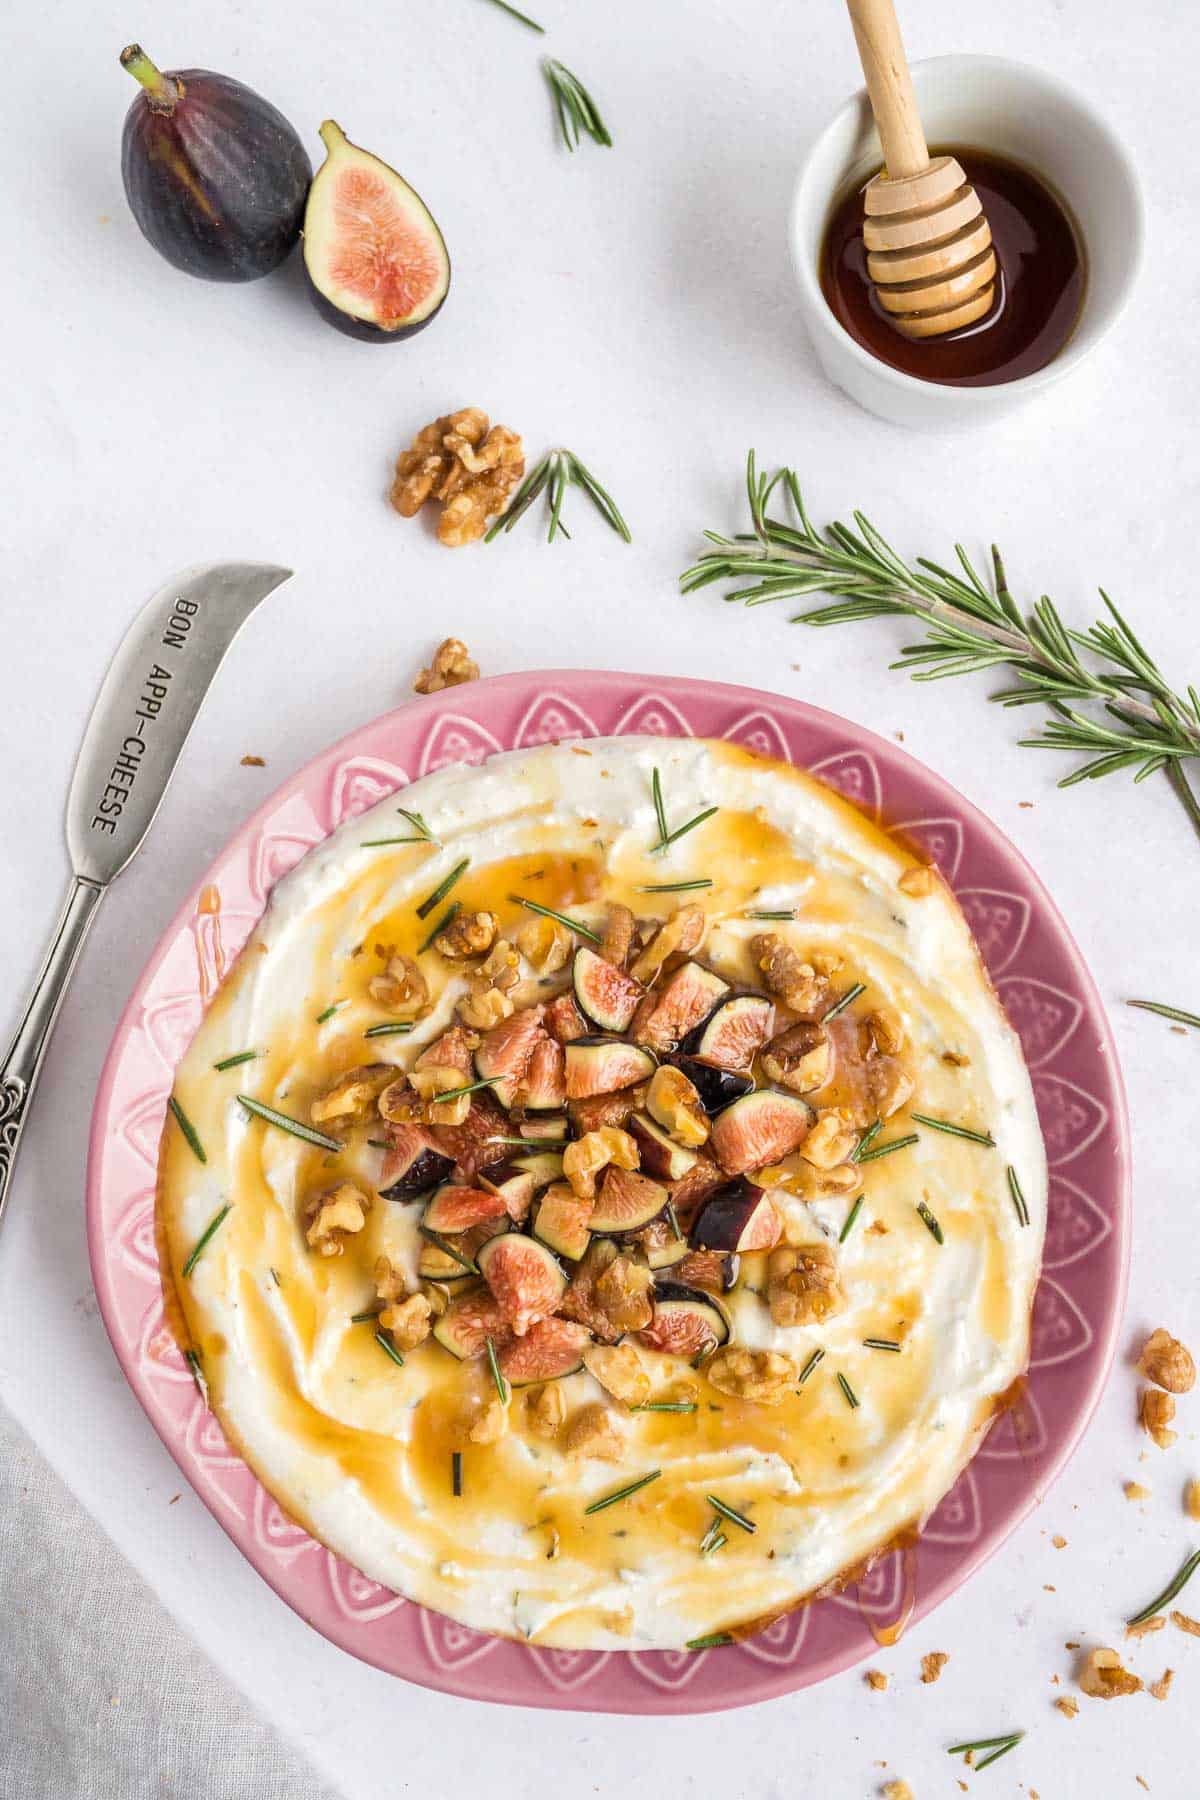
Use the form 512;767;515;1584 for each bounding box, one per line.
482;0;544;33
417;858;470;919
487;448;630;544
542;60;612;153
1127;1547;1200;1626
510;894;602;943
237;1096;342;1153
649;767;718;853
182;1203;231;1278
168;1095;206;1165
948;1731;1024;1773
682;453;1200;826
1128;998;1200;1030
584;1469;661;1514
912;1112;995;1146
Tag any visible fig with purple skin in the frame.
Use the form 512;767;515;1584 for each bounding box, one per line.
573;946;644;1033
477;1232;567;1334
379;1133;455;1201
533;1184;593;1262
303;120;451;342
509;1149;566;1190
433;1289;514;1360
474;1006;544;1110
689;1180;782;1252
637;1284;731;1358
684;993;775;1071
628;1112;699;1182
478;1162;538;1222
632;962;729;1052
590;1165;668;1235
709;1087;814;1175
119;44;311;282
422;1185;509;1235
666;1055;754;1116
516;1035;567;1110
564;1037;656;1099
498;1317;590;1385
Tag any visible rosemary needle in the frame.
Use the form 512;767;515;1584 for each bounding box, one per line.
686;1632;733;1650
432;1076;498;1105
746;909;796;921
948;1731;1024;1772
168;1096;206;1164
184;1348;208;1401
481;0;544;31
849;1119;882;1163
417;859;470;919
917;1200;944;1244
182;1203;231;1278
1007;1164;1031;1227
237;1096;342;1152
863;1337;901;1352
797;1347;825;1386
632;1401;697;1414
836;1371;860;1410
822;982;866;1022
418;1227;479;1274
485;1336;510;1405
1128;998;1200;1030
351;1310;380;1324
509;894;601;944
1127;1547;1200;1626
855;1132;918;1164
418;902;461;955
363;1022;415;1038
452;1450;463;1496
375;1329;405;1369
212;1050;259;1072
584;1470;661;1514
706;1494;756;1534
651;766;669;846
911;1111;995;1146
637;879;713;893
315;1001;344;1024
396;807;436;841
838;1195;864;1244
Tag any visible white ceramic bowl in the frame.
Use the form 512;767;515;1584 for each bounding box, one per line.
790;55;1144;430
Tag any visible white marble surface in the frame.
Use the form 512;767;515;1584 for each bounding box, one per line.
3;0;1198;1794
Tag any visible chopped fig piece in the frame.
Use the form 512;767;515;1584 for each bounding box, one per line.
518;1114;570;1142
510;1149;565;1190
474;1004;545;1108
761;1022;832;1095
675;1249;740;1294
567;1086;647;1135
497;1317;589;1385
630;904;706;984
559;1239;625;1342
545;992;589;1043
419;1235;479;1282
684;993;775;1071
476;1232;567;1335
709;1088;814;1176
573;945;644;1033
689;1181;781;1252
416;1025;479;1073
631;962;729;1053
477;1161;538;1222
422;1184;509;1234
645;1064;710;1147
590;1165;668;1234
666;1055;754;1115
378;1127;456;1201
516;1035;567;1110
433;1288;514;1359
533;1182;594;1262
628;1112;699;1181
637;1285;731;1357
666;1154;729;1232
637;1213;691;1271
425;1090;510;1175
564;1036;657;1099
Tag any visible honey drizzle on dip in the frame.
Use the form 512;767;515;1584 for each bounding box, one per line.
158;738;1046;1648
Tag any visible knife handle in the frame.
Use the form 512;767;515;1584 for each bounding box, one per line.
0;876;106;1237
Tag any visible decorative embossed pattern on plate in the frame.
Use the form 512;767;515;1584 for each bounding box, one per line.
87;672;1129;1713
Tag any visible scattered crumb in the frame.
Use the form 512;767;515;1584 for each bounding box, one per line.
569;747;592;756
1055;1695;1079;1718
1171;1610;1200;1637
413;636;480;694
920;1651;948;1684
167;1494;180;1506
1018;800;1034;808
1140;1386;1177;1449
1137;1778;1150;1792
1127;1615;1166;1641
894;730;905;742
865;1668;889;1691
1044;1584;1056;1592
1171;1025;1188;1036
1079;1646;1143;1698
240;754;265;767
867;1219;889;1235
1052;1534;1068;1549
1125;1480;1153;1502
1149;1668;1174;1701
1065;1640;1080;1650
1185;1479;1200;1520
882;1783;912;1800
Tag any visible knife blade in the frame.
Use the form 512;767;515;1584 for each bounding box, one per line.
0;561;291;1236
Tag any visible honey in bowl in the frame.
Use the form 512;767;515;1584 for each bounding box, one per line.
820;146;1085;387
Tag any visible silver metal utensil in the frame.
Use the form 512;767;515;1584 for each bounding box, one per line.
0;562;291;1234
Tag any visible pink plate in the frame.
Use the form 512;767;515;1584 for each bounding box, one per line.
87;670;1130;1712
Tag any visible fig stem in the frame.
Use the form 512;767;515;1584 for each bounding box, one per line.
119;44;180;110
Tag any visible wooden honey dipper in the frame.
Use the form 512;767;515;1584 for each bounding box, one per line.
845;0;997;337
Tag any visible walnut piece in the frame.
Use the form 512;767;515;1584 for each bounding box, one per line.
380;1291;433;1350
434;909;499;959
599;904;635;969
1139;1328;1195;1394
375;1256;407;1305
767;1242;843;1328
413;635;481;693
525;1382;566;1440
457;984;515;1031
304;1183;371;1257
865;1669;888;1692
646;1064;709;1147
629;904;706;984
706;1346;796;1405
391;409;524;549
1149;1668;1174;1702
563;1126;639;1200
1186;1481;1200;1521
882;1781;913;1800
799;1108;857;1169
1124;1480;1152;1503
515;915;572;974
369;953;429;1018
468;1397;509;1444
920;1651;948;1684
1054;1695;1079;1719
565;1401;626;1461
898;865;936;897
309;1064;392;1127
1144;1389;1180;1447
761;1022;831;1094
1078;1647;1143;1699
1172;1610;1200;1636
582;1342;651;1407
1126;1614;1166;1640
750;934;829;1019
592;1254;654;1334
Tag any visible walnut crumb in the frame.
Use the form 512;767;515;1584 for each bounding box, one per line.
1051;1534;1067;1549
240;754;265;766
391;408;524;547
303;1182;371;1257
1137;1779;1150;1792
1078;1646;1142;1699
1171;1610;1200;1637
865;1668;888;1691
1054;1695;1079;1718
1149;1668;1174;1701
920;1651;948;1684
1186;1480;1200;1520
1141;1387;1178;1449
1127;1615;1166;1641
1139;1327;1195;1394
413;635;480;694
898;864;935;897
882;1782;913;1800
1125;1480;1153;1502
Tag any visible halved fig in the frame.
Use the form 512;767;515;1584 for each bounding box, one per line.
515;1035;566;1111
476;1232;567;1334
510;1149;566;1190
761;1022;832;1095
422;1184;509;1234
573;946;644;1033
478;1161;538;1223
564;1036;656;1099
519;1114;570;1142
427;1091;510;1175
666;1154;729;1231
545;992;589;1044
590;1165;668;1235
632;962;730;1053
637;1285;731;1357
674;1249;740;1294
497;1317;589;1386
684;993;775;1071
533;1183;593;1262
474;1006;545;1110
567;1086;647;1136
378;1128;455;1201
689;1180;782;1252
628;1112;699;1182
302;120;450;342
709;1088;815;1175
636;1213;690;1272
666;1055;755;1115
433;1288;514;1359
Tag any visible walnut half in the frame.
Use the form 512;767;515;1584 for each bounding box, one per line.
390;408;524;547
